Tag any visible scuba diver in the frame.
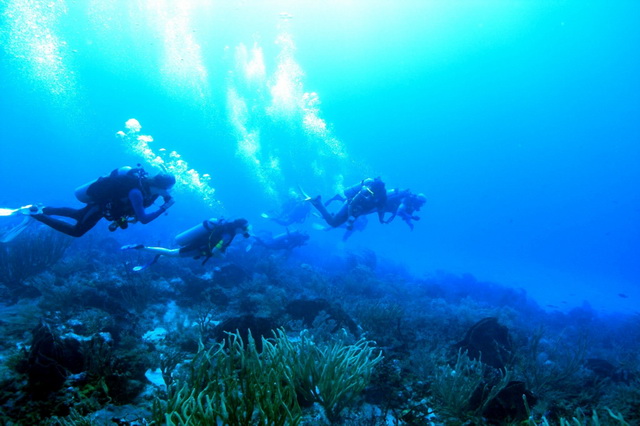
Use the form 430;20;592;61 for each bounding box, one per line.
252;229;310;251
121;217;250;271
22;166;175;237
305;177;387;229
390;192;426;230
261;190;311;227
381;189;427;230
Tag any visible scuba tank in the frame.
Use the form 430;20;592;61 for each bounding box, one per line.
75;180;96;203
175;218;221;247
75;166;134;203
343;180;367;200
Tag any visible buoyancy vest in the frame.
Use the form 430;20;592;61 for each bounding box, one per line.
176;219;238;264
75;167;158;222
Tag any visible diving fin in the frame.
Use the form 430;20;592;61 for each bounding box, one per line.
0;208;18;217
0;205;43;217
0;217;34;243
132;254;161;272
298;185;323;209
297;185;312;201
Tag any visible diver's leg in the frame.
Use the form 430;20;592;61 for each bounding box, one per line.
40;206;84;220
325;204;350;228
329;203;349;228
403;218;415;231
309;196;335;225
309;197;350;228
66;205;103;236
32;205;102;237
324;194;346;206
138;246;181;257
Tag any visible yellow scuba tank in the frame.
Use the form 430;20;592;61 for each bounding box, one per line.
175;218;221;247
75;166;134;203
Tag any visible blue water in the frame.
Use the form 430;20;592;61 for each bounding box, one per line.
1;1;638;312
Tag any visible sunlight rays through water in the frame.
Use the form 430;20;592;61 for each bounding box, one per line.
3;0;76;101
2;0;354;203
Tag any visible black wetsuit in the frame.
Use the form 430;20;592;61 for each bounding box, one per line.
312;179;387;228
33;169;161;237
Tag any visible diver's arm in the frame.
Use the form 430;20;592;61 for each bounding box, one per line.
383;209;398;224
128;188;173;224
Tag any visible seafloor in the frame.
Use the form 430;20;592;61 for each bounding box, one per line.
0;225;638;425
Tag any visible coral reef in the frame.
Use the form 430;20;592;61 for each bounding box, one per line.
0;226;72;300
0;231;638;425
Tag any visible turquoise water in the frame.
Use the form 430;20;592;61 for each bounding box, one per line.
1;0;638;312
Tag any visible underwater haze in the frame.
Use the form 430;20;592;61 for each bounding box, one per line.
1;0;639;313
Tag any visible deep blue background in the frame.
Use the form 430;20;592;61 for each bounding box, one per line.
1;1;638;312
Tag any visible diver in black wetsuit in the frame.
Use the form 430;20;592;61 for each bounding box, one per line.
307;177;387;229
379;189;426;231
29;166;176;237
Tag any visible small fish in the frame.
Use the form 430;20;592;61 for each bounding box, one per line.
618;293;629;299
